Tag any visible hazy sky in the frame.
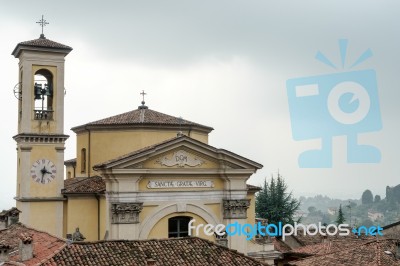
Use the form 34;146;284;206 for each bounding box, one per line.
1;1;399;210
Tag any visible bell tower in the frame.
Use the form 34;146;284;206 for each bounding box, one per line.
12;19;72;237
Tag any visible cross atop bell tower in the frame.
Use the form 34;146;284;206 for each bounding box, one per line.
36;15;49;38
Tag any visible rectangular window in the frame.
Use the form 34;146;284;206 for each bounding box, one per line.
81;148;86;173
168;216;191;238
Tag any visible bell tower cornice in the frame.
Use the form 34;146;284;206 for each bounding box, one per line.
13;133;69;144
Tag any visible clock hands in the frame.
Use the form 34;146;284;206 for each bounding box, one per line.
40;166;46;183
40;166;52;183
32;159;56;185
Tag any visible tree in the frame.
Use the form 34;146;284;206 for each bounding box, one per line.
307;206;317;214
361;189;373;205
321;214;331;226
256;174;301;225
335;204;346;224
374;195;381;203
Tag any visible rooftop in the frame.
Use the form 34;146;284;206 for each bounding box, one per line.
62;176;105;194
290;238;400;266
0;223;65;266
40;237;267;266
71;108;213;133
12;35;72;57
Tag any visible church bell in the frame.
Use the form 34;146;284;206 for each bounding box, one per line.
34;83;42;100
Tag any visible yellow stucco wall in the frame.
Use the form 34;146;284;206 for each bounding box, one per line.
99;197;107;239
63;201;68;237
140;205;159;224
75;129;208;177
17;201;63;236
66;197;99;241
247;193;256;225
204;203;222;221
65;165;75;179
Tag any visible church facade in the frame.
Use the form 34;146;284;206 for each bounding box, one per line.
12;34;262;254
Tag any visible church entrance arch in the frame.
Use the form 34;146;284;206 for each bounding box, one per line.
138;203;220;240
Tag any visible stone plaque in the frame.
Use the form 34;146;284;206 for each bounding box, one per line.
155;150;205;167
147;180;214;189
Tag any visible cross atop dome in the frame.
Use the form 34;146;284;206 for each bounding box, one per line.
139;90;148;109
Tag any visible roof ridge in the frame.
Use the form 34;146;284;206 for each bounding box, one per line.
71;108;213;132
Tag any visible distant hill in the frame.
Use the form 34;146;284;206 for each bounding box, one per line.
386;184;400;203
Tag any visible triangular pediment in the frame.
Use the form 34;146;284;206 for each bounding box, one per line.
93;136;262;172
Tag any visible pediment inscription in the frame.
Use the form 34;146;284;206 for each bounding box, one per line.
155;150;205;168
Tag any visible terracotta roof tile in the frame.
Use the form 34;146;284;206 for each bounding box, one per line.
63;176;105;194
287;238;371;256
18;38;71;49
40;237;268;266
273;238;292;252
291;228;372;246
71;108;213;132
0;223;65;266
290;238;400;266
12;36;72;57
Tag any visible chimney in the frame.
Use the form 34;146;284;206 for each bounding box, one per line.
19;233;33;261
0;242;11;263
146;258;157;266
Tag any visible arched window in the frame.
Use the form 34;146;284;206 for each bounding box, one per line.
81;148;86;173
168;216;191;238
33;69;54;120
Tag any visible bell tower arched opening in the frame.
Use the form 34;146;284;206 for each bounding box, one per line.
33;69;54;120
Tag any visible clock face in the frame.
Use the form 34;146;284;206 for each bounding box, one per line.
31;159;57;184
